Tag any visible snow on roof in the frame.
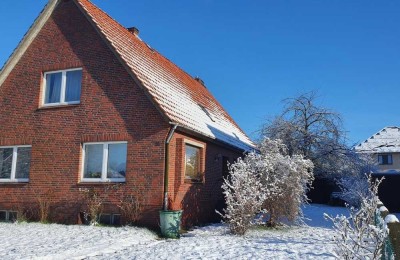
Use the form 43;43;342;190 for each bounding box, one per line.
355;126;400;153
75;0;255;151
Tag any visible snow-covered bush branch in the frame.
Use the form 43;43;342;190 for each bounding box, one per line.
325;175;388;259
220;138;314;235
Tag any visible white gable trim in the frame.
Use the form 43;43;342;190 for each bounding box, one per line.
0;0;60;87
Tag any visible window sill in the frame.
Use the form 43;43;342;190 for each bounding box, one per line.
37;103;80;110
0;180;29;185
79;179;126;184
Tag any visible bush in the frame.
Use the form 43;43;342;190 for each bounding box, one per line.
118;195;142;226
220;138;314;235
325;175;388;259
80;188;104;226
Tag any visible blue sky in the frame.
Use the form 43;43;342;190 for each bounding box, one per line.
1;1;399;145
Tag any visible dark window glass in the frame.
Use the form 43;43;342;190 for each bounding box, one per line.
0;148;13;179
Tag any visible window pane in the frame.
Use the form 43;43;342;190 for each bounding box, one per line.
65;70;82;102
388;155;393;164
15;147;31;179
44;72;62;104
107;143;127;179
0;211;6;221
185;145;201;180
0;148;13;179
84;144;103;178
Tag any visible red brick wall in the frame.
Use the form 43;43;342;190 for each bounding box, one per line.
0;0;169;227
168;131;242;228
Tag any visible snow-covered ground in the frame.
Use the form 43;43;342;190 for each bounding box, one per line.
0;204;347;260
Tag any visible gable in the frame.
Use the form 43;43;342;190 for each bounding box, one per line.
0;0;168;137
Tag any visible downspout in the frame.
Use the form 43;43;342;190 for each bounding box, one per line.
163;123;178;211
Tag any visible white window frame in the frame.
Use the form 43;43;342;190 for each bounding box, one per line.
378;154;393;165
42;68;82;107
0;210;17;222
183;139;204;182
0;145;31;183
81;141;127;183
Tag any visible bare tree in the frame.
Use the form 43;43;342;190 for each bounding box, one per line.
261;91;349;177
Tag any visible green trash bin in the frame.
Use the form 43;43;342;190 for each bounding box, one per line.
159;210;183;238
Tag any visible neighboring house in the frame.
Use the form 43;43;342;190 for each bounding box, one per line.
355;126;400;174
0;0;254;228
355;126;400;212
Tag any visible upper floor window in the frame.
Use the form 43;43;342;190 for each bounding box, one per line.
0;146;31;182
378;154;393;165
81;142;127;183
42;68;82;106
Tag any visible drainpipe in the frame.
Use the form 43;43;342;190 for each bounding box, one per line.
163;123;178;211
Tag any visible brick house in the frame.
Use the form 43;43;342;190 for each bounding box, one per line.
0;0;254;228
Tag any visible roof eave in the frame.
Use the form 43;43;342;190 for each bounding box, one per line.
172;122;254;153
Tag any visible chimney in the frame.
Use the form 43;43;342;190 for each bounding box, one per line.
194;76;205;87
127;27;139;36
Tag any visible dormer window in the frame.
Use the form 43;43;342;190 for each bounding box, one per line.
378;154;392;165
42;68;82;106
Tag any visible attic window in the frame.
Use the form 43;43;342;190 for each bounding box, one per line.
42;68;82;106
198;104;215;122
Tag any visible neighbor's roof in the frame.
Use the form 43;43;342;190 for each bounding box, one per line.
355;126;400;153
0;0;255;151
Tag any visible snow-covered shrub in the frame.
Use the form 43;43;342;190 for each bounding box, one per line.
336;175;370;207
221;138;314;234
259;139;314;226
220;154;268;235
325;175;388;259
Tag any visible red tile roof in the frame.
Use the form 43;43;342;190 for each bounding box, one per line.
65;0;257;150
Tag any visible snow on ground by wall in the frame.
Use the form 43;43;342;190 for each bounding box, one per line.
0;204;347;260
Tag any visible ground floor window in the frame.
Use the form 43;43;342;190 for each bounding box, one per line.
0;145;31;182
81;142;127;182
0;210;17;222
184;140;204;182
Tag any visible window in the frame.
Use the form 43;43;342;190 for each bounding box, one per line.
99;214;121;226
378;154;393;165
0;210;18;222
222;156;230;179
0;146;31;182
82;142;127;182
185;144;202;182
42;68;82;106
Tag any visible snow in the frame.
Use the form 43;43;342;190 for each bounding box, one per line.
0;204;347;259
355;126;400;153
384;214;399;224
379;206;389;212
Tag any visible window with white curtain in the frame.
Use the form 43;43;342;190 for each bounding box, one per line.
0;146;31;182
43;68;82;106
81;142;127;182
